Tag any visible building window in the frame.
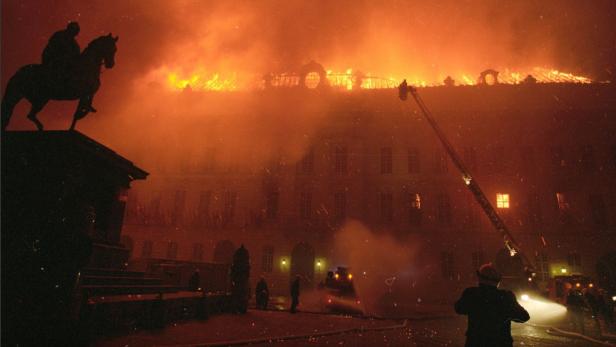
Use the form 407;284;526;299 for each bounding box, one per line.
380;192;393;224
496;193;510;209
334;145;347;174
197;191;212;227
192;243;204;261
435;150;448;173
589;194;607;227
493;146;505;171
222;191;237;227
556;192;572;224
172;190;186;226
167;241;178;259
298;148;314;174
334;191;347;221
567;252;581;267
526;192;542;227
124;191;139;224
266;188;279;219
580;145;595;171
408;148;420;173
535;252;549;281
148;191;163;226
550;146;566;169
520;146;535;169
471;250;484;270
381;147;393;174
437;193;452;225
464;147;477;171
409;193;422;226
300;192;312;219
142;240;153;258
441;251;455;280
262;246;274;273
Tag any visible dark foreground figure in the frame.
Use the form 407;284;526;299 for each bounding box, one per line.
255;277;269;310
290;275;300;313
455;263;530;347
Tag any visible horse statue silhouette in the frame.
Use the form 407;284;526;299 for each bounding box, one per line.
1;33;118;131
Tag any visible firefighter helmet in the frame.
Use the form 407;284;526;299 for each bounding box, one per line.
477;263;501;285
66;21;80;36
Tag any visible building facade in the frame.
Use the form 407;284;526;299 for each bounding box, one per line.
121;83;616;301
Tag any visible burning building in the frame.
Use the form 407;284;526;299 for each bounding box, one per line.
120;67;615;304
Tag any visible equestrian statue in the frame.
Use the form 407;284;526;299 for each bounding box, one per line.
2;22;118;131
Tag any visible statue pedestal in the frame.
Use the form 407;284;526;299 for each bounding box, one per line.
1;130;147;344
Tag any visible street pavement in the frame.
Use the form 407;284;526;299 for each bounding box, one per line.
94;309;614;347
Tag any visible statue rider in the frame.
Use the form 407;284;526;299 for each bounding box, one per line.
42;22;81;77
42;22;96;112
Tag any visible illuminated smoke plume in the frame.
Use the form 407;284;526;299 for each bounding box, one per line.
332;221;421;316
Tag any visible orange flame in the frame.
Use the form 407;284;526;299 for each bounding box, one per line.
167;71;238;91
159;65;593;92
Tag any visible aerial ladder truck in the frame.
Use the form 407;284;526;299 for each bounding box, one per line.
398;80;535;279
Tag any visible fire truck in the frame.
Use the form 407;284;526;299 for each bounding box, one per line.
547;275;595;304
318;267;363;314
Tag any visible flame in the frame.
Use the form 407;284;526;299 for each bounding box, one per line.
156;66;239;92
453;67;592;86
324;69;400;90
158;65;593;92
167;71;238;91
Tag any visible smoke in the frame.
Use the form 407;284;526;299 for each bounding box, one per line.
332;220;421;316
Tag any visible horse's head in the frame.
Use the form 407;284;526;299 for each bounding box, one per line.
102;33;119;68
85;33;119;69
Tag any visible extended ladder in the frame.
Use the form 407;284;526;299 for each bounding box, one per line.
398;80;533;270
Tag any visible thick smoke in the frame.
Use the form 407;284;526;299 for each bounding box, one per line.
332;221;421;316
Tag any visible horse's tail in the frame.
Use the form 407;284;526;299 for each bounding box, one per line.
2;70;25;131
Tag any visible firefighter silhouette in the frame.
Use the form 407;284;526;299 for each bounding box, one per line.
455;263;530;347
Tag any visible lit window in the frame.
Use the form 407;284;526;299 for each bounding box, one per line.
496;193;510;209
556;192;569;211
409;193;422;226
411;193;421;210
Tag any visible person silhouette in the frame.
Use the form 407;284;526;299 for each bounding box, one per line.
566;288;587;334
290;275;300;313
255;276;269;310
42;22;81;77
455;263;530;347
188;268;201;291
41;21;97;113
